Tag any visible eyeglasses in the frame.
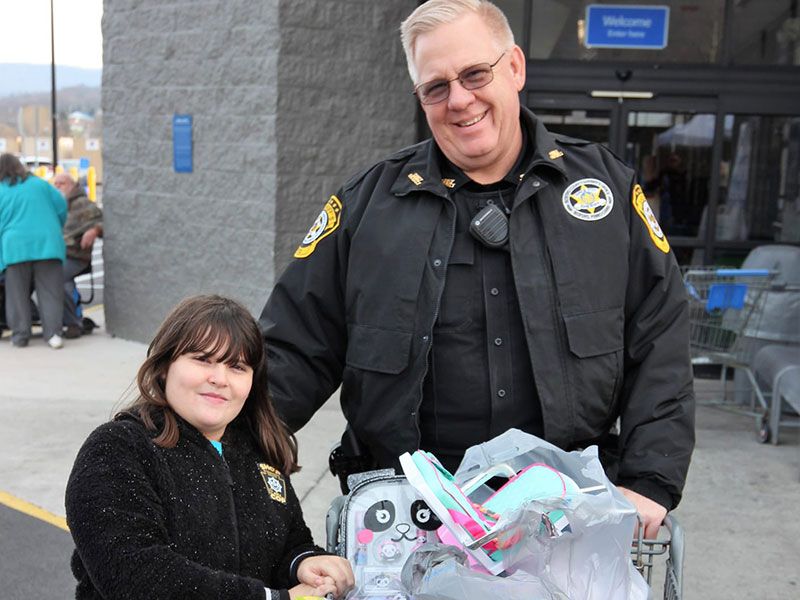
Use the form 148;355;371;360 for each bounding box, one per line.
414;52;506;105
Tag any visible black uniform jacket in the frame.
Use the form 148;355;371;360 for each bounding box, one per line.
65;410;320;599
261;107;695;510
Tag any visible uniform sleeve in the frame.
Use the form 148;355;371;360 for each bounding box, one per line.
259;192;350;431
65;423;269;600
616;179;696;510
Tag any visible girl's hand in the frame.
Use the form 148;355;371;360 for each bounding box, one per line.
296;555;355;598
289;581;334;599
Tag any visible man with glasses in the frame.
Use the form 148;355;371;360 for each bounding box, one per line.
261;0;694;540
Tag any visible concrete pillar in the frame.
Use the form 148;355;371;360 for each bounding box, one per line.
101;0;417;341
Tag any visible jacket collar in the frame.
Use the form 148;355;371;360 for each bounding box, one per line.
390;106;567;198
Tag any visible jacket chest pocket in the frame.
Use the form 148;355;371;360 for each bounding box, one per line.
563;307;624;425
346;324;413;374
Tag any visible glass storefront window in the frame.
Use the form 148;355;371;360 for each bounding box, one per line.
507;0;725;63
535;107;612;144
731;0;800;65
627;111;716;264
714;115;800;245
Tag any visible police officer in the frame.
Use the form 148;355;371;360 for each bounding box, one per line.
260;0;694;540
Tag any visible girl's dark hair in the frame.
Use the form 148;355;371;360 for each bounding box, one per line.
119;294;299;474
0;153;30;186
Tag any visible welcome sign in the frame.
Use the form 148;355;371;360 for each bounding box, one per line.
585;5;670;50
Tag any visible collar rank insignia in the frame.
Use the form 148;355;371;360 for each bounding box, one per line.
549;149;564;160
561;178;614;221
408;172;424;186
258;463;287;504
441;178;456;189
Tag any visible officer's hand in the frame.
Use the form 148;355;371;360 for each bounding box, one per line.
618;486;667;540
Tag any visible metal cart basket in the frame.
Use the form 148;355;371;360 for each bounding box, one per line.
682;267;776;439
326;469;685;599
632;514;684;600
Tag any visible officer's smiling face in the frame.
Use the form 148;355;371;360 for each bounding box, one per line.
413;12;526;184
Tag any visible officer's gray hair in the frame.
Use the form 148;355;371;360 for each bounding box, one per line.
400;0;515;85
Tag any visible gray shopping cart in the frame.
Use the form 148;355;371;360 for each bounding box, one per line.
682;266;777;441
326;469;684;599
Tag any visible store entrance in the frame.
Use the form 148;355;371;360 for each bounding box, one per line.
528;93;719;265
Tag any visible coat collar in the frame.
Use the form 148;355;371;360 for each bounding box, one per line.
390;106;568;198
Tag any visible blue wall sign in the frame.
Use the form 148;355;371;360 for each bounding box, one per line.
173;114;193;173
585;5;669;50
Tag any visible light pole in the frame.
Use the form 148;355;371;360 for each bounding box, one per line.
50;0;58;167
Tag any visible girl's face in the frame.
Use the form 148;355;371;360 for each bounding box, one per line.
164;348;253;442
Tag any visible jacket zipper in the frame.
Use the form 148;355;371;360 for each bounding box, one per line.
218;452;241;570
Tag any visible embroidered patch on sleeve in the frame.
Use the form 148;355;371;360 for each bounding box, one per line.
632;184;670;253
258;463;287;504
294;195;343;259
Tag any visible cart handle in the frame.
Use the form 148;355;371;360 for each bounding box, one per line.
714;269;771;277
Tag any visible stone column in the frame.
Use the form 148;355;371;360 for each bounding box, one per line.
101;0;416;341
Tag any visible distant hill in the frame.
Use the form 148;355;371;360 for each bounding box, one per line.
0;63;101;98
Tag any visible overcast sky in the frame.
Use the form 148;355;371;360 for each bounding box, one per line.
0;0;103;70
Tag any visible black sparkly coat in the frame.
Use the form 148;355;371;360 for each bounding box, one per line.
65;410;321;599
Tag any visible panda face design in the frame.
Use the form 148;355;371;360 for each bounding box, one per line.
363;499;442;543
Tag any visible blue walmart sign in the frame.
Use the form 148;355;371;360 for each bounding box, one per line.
585;5;670;50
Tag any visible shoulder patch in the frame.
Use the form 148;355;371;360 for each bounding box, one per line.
258;463;287;504
561;178;614;221
294;195;342;259
632;184;670;253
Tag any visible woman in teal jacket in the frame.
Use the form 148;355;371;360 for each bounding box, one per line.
0;153;67;347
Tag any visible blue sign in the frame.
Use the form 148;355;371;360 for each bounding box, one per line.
585;5;669;50
173;114;193;173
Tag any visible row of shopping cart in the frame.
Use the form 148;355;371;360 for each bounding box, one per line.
682;266;800;443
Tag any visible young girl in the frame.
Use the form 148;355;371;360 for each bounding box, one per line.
65;295;354;599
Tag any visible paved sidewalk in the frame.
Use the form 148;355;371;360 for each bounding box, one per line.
1;306;799;598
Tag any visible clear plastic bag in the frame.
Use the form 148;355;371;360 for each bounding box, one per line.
404;429;650;600
401;543;568;600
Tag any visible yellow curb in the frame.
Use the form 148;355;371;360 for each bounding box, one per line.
83;303;103;314
0;490;70;532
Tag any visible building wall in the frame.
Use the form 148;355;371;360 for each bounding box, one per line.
101;0;416;341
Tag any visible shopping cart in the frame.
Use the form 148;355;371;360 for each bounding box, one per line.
632;514;684;600
326;469;685;599
682;267;776;440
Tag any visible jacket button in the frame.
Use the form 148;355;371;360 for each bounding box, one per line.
494;337;503;346
490;288;499;296
433;259;442;267
497;389;506;398
422;335;429;342
532;180;541;188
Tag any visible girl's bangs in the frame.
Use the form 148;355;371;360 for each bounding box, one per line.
173;315;260;366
